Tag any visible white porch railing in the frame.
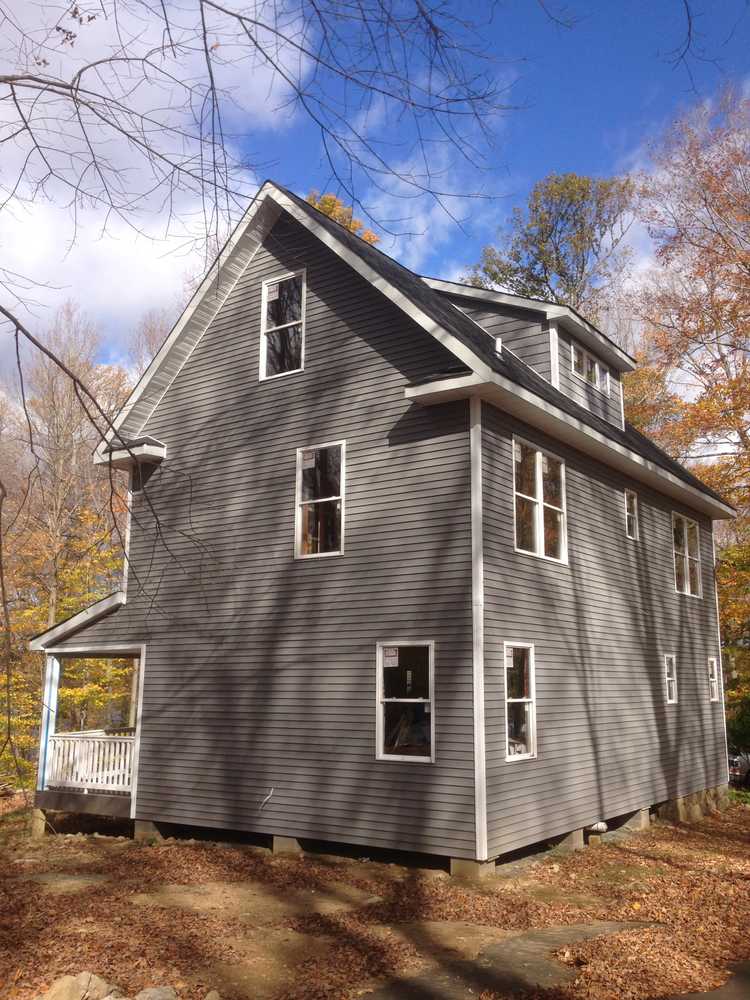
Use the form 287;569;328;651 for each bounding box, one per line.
46;731;134;793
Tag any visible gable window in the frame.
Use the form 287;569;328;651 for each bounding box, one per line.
260;271;305;379
572;343;609;395
625;490;639;540
376;642;434;762
708;657;720;703
513;438;567;562
664;654;678;704
672;513;701;596
295;441;344;557
504;643;536;760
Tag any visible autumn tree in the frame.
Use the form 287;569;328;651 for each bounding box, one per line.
467;173;636;324
129;308;175;379
306;192;380;244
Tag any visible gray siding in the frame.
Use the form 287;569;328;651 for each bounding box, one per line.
55;212;478;858
481;401;726;858
456;301;551;381
557;329;623;427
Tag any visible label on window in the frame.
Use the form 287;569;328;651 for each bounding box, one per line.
383;646;399;668
267;282;279;301
301;450;316;470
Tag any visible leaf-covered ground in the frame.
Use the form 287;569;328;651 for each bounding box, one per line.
0;797;748;1000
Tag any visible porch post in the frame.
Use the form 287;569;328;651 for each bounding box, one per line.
36;655;60;791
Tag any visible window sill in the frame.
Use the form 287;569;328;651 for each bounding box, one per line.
674;587;703;600
259;367;304;382
294;550;344;560
377;753;434;764
505;753;537;763
514;546;568;566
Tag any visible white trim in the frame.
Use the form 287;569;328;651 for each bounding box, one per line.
37;655;60;791
549;322;560;389
618;380;626;430
708;657;720;703
93;440;166;469
672;511;703;598
664;653;678;704
503;642;537;761
422;276;636;373
259;268;307;381
294;439;346;559
129;645;148;818
625;489;639;541
512;435;568;565
403;374;735;520
710;530;730;781
571;341;610;397
29;592;126;651
470;396;488;860
375;641;435;764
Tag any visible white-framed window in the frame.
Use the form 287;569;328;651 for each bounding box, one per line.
513;437;567;563
672;512;701;597
260;270;306;380
376;641;434;763
571;342;610;395
664;654;678;704
294;441;345;558
504;643;536;761
708;657;720;703
625;489;639;540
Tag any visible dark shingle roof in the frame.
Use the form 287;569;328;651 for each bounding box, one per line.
276;185;730;512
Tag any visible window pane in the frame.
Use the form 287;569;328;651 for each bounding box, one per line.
266;275;302;328
301;445;341;501
687;521;699;559
667;678;676;702
599;368;609;392
542;455;562;506
515;496;537;552
507;701;532;757
383;646;429;699
506;647;530;699
265;325;302;376
688;558;700;595
573;346;584;375
675;553;686;592
673;516;686;553
514;442;537;497
300;499;341;554
543;506;563;560
383;702;431;756
585;355;597;384
626;492;636;518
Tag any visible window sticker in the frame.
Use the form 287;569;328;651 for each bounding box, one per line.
267;282;279;301
383;647;399;668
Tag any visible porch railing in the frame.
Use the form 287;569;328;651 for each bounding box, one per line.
46;731;134;793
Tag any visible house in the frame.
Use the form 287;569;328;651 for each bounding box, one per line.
30;181;733;875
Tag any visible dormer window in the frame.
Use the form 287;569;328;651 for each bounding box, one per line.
260;270;305;379
572;343;609;395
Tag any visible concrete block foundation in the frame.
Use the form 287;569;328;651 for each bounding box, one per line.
30;808;47;839
134;820;164;843
272;835;302;855
450;858;495;880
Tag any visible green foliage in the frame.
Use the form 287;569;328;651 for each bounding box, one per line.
467;172;635;322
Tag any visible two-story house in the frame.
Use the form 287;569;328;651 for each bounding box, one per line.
30;181;733;875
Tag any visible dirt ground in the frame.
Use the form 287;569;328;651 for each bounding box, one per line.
1;795;749;1000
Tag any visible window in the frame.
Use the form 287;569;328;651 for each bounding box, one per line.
664;654;678;704
260;271;305;379
294;441;344;557
672;513;701;596
708;657;720;703
625;490;639;540
376;642;434;762
571;343;609;395
504;644;536;760
513;438;567;562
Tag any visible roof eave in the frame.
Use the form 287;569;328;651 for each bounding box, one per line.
29;592;127;652
405;375;735;521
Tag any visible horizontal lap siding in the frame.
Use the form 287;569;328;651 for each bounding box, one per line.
57;213;476;858
457;302;551;380
481;402;726;859
557;330;623;427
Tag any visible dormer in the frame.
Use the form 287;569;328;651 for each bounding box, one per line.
423;278;636;430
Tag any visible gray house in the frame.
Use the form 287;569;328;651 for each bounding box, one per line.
31;181;733;875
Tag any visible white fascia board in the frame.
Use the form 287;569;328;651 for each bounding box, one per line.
29;592;126;651
423;277;636;374
405;375;735;520
93;441;167;470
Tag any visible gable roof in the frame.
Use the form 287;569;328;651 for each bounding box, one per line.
96;180;733;520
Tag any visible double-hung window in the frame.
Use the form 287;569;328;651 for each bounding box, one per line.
295;441;344;557
572;343;609;395
672;513;701;596
513;439;567;562
625;490;639;540
708;657;720;703
664;654;678;704
504;643;536;760
376;642;434;762
260;271;305;379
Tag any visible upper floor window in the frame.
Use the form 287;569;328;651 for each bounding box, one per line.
260;271;305;379
513;438;567;563
625;490;639;540
572;343;609;395
672;512;701;597
295;441;344;557
376;642;434;762
708;657;720;703
664;654;678;704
